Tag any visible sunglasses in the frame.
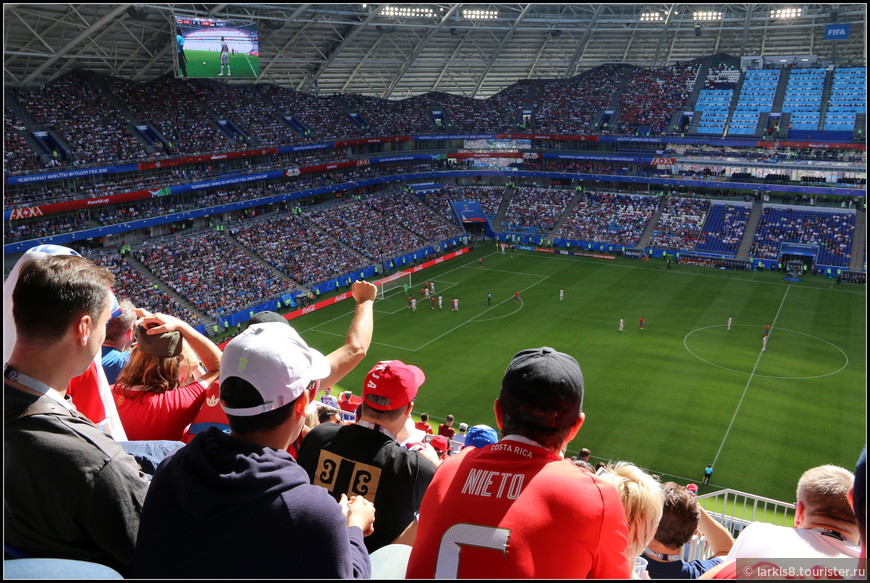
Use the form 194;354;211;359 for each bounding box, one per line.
306;379;320;402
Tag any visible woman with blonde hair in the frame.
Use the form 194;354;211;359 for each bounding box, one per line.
599;461;665;579
113;312;221;441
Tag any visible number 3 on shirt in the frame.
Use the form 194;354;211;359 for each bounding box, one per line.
434;524;510;578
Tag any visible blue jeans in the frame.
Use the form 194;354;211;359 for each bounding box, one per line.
3;558;123;579
118;440;185;476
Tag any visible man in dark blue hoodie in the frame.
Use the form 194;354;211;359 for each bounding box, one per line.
133;282;378;579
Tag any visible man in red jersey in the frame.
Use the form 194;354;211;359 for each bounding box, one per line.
405;347;630;579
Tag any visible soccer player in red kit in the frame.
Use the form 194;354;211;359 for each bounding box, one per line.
405;347;630;579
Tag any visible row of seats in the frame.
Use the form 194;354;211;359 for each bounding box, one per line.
823;68;866;131
781;69;825;131
727;70;780;135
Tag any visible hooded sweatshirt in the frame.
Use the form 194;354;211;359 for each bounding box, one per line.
132;427;370;579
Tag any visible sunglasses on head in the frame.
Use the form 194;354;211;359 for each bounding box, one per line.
306;379;320;401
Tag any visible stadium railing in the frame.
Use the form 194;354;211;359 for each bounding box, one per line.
681;488;796;561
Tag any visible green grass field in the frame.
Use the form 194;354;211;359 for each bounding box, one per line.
182;50;259;78
291;244;866;504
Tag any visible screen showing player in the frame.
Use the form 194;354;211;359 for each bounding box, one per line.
174;15;259;79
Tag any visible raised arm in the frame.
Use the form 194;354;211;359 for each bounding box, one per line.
138;313;222;385
698;505;734;558
321;281;377;389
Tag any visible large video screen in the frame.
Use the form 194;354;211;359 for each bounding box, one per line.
174;15;259;79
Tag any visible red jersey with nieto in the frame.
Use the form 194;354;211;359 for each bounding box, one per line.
405;437;630;579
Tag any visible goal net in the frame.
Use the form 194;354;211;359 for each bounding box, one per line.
376;272;413;301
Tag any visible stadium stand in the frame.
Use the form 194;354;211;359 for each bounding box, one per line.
11;72;152;166
435;84;529;133
4;107;45;174
258;85;361;140
368;191;464;243
556;192;660;246
133;230;291;320
647;197;710;251
89;252;200;326
749;206;856;267
727;69;780;136
190;80;298;147
233;212;370;286
693;203;752;255
421;186;507;222
105;74;231;156
616;60;700;135
338;93;434;135
305;194;427;261
501;186;574;234
823;67;866;132
781;68;826;131
534;64;632;134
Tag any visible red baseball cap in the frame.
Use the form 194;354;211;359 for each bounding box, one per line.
431;435;449;456
362;360;425;411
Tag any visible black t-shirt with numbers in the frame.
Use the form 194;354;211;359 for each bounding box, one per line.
297;422;436;553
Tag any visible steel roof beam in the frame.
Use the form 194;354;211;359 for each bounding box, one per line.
472;4;532;98
300;8;380;92
23;5;129;85
564;4;604;78
382;4;460;100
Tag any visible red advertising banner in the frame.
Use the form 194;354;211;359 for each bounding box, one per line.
7;207;44;220
7;189;160;220
281;248;470;322
298;159;362;175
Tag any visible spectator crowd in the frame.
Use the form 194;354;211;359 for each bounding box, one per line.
3;246;864;579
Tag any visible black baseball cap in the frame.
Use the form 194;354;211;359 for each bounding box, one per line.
249;311;288;326
499;347;584;429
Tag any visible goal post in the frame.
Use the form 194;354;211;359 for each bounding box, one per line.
376;271;413;300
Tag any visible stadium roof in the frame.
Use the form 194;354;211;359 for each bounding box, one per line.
3;3;866;99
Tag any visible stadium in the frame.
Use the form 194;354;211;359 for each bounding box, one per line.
3;3;866;578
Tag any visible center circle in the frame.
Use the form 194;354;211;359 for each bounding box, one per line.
683;324;849;379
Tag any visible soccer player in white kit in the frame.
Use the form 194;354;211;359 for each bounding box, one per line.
559;289;564;301
218;37;230;76
727;316;732;331
618;317;624;332
438;296;443;310
411;298;417;311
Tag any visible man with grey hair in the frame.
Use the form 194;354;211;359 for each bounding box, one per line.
101;298;138;384
726;464;861;563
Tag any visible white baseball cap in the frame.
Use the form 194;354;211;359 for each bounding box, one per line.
220;322;331;416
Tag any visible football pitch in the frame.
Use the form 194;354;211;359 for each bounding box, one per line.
292;244;866;503
182;50;259;78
